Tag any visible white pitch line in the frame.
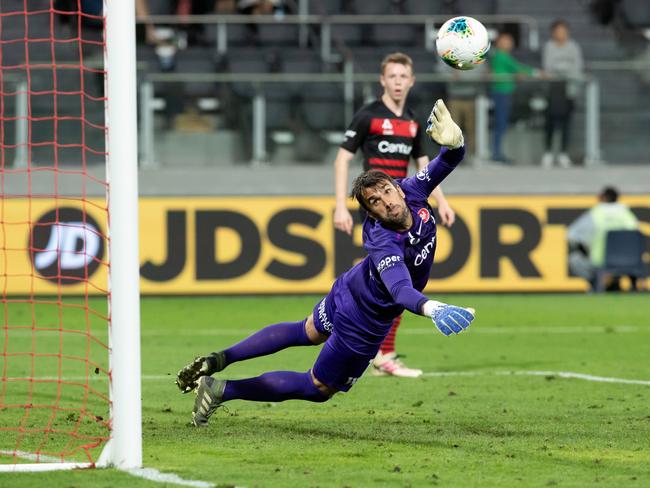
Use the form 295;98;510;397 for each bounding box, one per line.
137;325;646;336
0;450;219;487
402;325;645;335
0;450;92;472
11;370;650;386
123;467;217;488
421;370;650;386
6;325;646;338
505;370;650;386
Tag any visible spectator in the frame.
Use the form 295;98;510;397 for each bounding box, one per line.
568;186;640;291
136;0;221;46
136;0;223;130
237;0;290;45
541;20;584;168
237;0;286;15
489;32;541;164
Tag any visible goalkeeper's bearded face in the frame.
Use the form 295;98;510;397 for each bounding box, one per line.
362;182;410;230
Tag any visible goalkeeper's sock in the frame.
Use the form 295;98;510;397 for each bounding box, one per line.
222;371;329;403
222;319;312;366
379;314;401;355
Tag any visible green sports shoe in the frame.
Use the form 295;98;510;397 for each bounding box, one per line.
176;352;226;394
192;376;226;427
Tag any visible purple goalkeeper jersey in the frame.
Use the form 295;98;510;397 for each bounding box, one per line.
323;146;465;352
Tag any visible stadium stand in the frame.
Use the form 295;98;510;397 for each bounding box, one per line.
2;0;649;174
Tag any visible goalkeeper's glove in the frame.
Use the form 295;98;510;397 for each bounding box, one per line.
423;300;475;336
425;99;464;149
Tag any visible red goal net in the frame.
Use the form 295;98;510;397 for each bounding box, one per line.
0;1;111;466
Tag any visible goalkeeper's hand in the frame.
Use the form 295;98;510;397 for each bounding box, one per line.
423;300;475;336
425;99;464;149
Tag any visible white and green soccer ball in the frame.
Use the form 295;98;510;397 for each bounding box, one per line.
436;16;490;71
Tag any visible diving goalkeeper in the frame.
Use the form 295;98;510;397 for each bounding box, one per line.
177;100;476;427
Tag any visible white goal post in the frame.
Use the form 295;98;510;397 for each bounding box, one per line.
0;0;141;471
104;0;143;470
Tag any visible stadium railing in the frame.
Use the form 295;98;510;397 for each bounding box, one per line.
137;70;603;168
136;14;541;60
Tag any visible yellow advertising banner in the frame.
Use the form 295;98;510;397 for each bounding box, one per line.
1;195;648;294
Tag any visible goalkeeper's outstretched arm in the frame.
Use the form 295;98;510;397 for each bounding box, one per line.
379;260;476;337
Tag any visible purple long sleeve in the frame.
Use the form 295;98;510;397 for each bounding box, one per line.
406;146;466;199
379;262;428;315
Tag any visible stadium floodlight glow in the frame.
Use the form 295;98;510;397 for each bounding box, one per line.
0;0;141;471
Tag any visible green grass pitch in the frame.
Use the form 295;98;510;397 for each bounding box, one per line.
2;294;650;487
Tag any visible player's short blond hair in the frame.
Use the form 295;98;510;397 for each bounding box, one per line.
380;52;414;74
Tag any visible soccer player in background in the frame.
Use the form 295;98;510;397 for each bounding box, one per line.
333;52;456;378
177;100;476;427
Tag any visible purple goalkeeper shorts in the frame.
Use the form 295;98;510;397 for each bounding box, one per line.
311;333;375;392
310;290;380;392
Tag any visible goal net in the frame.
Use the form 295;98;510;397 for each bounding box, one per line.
0;0;141;471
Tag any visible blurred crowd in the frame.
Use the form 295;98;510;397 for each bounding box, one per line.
129;1;650;168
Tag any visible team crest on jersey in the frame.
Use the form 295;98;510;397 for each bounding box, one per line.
409;121;418;138
416;168;430;182
418;208;430;223
381;118;394;135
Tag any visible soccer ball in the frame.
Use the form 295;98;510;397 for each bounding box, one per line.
436;16;490;70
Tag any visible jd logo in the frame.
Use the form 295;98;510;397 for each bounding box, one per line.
29;208;104;284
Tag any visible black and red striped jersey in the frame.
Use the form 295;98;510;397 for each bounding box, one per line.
340;100;426;178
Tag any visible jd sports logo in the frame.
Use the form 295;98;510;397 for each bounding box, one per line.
29;208;104;284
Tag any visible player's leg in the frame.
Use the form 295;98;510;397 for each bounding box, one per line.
491;93;509;161
557;102;574;168
191;312;334;426
210;331;337;408
541;108;555;168
177;313;328;393
372;314;423;378
191;325;374;426
192;368;331;427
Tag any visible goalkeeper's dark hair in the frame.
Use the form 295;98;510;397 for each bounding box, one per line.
351;170;398;211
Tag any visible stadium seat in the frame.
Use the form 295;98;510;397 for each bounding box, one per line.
620;0;650;28
594;230;648;292
146;0;171;14
369;23;420;47
224;60;267;98
281;48;327;96
223;24;252;48
457;0;497;15
404;0;445;15
281;49;324;73
257;23;300;46
331;24;364;46
308;0;344;15
349;48;384;73
408;49;441;74
299;83;345;130
266;99;295;131
174;48;216;74
350;0;404;15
